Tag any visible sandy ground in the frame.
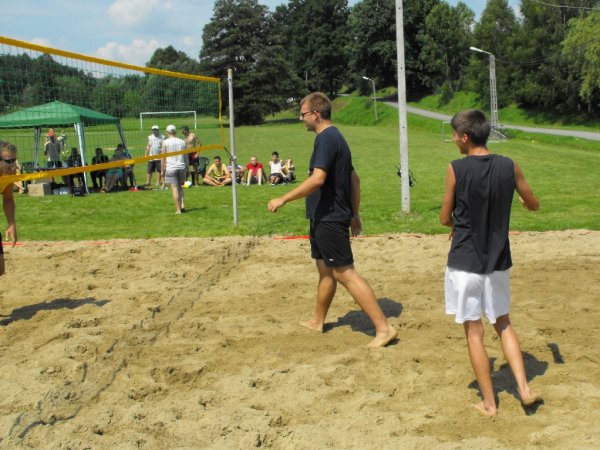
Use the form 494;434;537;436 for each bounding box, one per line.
1;230;599;449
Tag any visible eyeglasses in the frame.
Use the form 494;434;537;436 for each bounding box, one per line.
1;157;17;164
299;110;317;119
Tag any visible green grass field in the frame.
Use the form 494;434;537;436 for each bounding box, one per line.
10;101;600;241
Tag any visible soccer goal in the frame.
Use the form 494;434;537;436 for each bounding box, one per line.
139;111;197;131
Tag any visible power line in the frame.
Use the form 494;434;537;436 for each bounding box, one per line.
529;0;600;10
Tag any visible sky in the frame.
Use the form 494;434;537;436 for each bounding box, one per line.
0;0;520;67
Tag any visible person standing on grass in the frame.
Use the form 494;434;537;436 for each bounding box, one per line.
161;125;187;214
0;141;18;276
267;92;397;348
440;109;542;416
146;125;164;187
182;125;201;186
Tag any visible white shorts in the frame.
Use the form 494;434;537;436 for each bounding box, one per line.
445;267;511;324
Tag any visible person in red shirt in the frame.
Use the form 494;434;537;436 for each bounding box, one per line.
243;156;266;185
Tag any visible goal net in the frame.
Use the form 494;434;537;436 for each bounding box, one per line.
0;36;225;192
140;111;197;131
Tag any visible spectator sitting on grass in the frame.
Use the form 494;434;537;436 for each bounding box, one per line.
102;147;126;193
203;156;232;187
269;151;285;185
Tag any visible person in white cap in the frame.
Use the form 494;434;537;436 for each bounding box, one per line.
145;125;164;187
161;125;187;214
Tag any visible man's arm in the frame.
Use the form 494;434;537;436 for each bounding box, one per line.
268;168;327;212
350;170;362;236
3;187;16;245
204;164;215;178
160;142;167;175
145;140;151;157
514;163;539;211
440;164;456;228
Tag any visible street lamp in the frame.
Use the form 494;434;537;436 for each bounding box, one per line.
362;76;378;123
469;46;499;132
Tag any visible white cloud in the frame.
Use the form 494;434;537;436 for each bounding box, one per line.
30;38;52;48
95;38;162;66
181;36;194;47
108;0;173;28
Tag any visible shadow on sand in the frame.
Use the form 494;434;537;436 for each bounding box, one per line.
323;297;403;345
468;351;549;415
0;297;110;327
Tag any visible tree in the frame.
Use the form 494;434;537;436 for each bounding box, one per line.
277;0;351;97
562;10;600;114
418;2;474;98
512;0;598;113
347;0;397;93
199;0;301;124
146;46;202;74
402;0;443;96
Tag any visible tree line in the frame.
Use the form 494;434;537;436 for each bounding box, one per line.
1;0;598;125
0;47;216;120
198;0;600;124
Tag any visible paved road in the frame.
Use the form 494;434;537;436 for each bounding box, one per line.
384;102;600;141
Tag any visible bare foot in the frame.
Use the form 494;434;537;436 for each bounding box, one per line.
367;325;398;348
520;389;543;406
299;319;323;332
472;402;497;417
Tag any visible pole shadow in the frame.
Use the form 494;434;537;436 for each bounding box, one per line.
0;297;110;327
323;297;403;345
468;351;549;415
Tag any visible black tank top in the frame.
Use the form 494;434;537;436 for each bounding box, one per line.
447;154;515;274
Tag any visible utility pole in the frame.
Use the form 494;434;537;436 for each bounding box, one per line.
469;46;499;132
396;0;410;213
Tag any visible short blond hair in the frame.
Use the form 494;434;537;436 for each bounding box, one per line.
301;92;332;120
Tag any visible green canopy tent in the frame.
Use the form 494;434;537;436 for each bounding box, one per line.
0;101;126;192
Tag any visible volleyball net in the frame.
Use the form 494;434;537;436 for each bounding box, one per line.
0;36;225;191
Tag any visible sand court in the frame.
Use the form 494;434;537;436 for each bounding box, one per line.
1;230;599;448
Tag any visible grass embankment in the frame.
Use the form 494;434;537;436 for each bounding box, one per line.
13;98;600;241
410;91;600;131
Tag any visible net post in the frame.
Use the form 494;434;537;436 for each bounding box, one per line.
228;68;238;226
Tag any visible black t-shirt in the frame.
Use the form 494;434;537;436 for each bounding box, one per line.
305;126;354;223
448;154;515;274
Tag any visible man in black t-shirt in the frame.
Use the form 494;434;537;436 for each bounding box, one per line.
268;92;397;348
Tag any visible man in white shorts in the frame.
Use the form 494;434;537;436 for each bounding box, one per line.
161;125;187;214
440;109;542;416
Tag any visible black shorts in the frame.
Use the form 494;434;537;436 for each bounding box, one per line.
310;220;353;267
147;160;161;173
188;154;199;165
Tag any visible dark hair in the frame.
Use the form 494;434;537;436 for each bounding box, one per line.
181;125;190;132
272;151;279;157
300;92;332;120
1;141;17;154
450;109;490;146
214;155;221;161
